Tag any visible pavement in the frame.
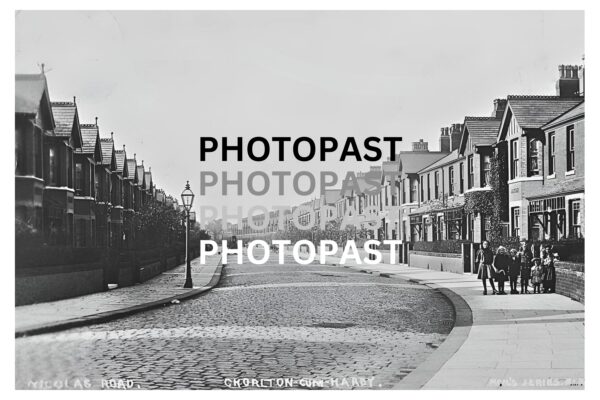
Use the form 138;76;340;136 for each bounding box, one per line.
15;255;223;337
321;254;585;390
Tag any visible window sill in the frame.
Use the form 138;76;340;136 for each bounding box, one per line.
565;170;576;176
547;174;556;180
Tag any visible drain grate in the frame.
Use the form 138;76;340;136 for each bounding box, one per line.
312;322;356;329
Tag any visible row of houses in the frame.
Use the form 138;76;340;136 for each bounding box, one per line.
15;72;182;252
221;64;584;260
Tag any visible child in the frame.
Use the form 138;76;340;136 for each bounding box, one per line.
508;249;521;294
543;250;557;293
493;246;509;295
518;240;532;294
530;258;543;294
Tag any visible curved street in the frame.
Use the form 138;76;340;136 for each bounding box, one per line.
16;250;455;389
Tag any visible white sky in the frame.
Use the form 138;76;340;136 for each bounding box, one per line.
15;10;584;221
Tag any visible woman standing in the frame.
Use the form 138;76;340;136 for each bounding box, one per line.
476;240;497;295
494;246;509;295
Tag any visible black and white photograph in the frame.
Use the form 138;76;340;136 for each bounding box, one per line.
6;3;595;393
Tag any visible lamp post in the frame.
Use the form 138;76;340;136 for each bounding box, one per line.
181;181;195;288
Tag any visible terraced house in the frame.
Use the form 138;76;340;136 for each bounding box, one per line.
15;72;189;305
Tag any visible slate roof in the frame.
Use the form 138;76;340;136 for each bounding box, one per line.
506;95;583;130
542;101;584;130
398;151;449;175
144;171;153;190
418;149;462;173
460;117;501;154
50;102;77;137
126;159;137;180
137;166;146;186
323;188;342;204
114;149;126;174
99;138;114;166
15;74;55;129
78;124;100;156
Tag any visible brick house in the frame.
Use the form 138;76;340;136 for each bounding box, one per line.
77;123;103;247
124;155;138;249
15;74;55;238
398;140;450;243
497;66;584;241
95;130;116;248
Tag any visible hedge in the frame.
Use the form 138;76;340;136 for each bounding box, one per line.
412;240;469;254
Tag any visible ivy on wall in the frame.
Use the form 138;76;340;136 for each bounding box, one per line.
463;149;508;244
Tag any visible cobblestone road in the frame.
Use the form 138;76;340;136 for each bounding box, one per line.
16;252;455;390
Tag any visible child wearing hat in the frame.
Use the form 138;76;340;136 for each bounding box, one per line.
530;258;543;294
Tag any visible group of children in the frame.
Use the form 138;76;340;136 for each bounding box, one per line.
475;239;557;295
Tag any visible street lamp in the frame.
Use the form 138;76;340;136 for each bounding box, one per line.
181;181;195;288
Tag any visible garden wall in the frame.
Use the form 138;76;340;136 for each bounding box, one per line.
555;261;585;303
408;250;463;274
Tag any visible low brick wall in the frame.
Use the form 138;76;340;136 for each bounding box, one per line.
409;251;463;274
16;263;105;306
139;260;164;283
555;261;584;303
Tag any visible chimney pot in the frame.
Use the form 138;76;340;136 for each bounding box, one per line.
95;117;98;126
73;96;76;105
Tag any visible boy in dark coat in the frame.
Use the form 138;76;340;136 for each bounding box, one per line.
508;249;521;294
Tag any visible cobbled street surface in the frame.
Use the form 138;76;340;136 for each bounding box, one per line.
16;251;455;390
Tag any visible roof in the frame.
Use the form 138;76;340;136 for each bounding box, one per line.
15;74;55;129
504;95;583;131
399;151;449;175
144;171;153;190
542;101;584;130
114;149;126;174
126;159;137;181
460;117;501;154
418;149;462;173
50;102;77;137
323;188;342;204
50;101;82;148
137;166;146;186
78;124;100;156
99;138;115;167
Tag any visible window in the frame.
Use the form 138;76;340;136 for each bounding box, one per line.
420;176;424;202
467;155;474;189
510;138;519;180
548;132;556;175
427;174;431;201
15;127;26;175
459;162;464;193
567;125;575;171
48;145;58;185
34;129;42;178
434;171;440;199
75;163;83;195
410;179;417;203
511;207;520;238
528;139;541;176
483;215;491;241
482;155;491;186
569;200;581;238
445;209;463;240
448;166;454;196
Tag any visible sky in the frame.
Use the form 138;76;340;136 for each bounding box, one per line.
15;11;584;223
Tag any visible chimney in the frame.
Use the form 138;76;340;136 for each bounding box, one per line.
556;64;581;97
412;139;429;152
450;123;463;152
110;132;114;141
73;96;76;105
123;144;126;152
95;117;98;126
439;127;451;153
492;99;507;119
